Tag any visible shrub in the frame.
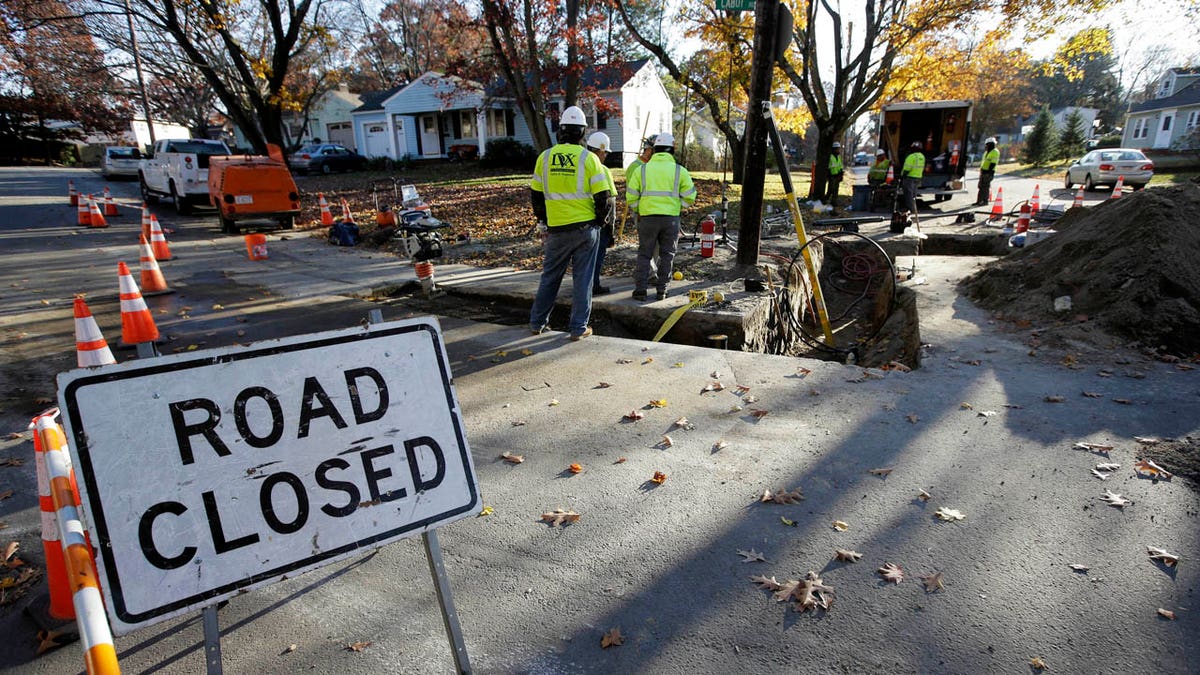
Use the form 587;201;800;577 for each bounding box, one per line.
481;138;537;169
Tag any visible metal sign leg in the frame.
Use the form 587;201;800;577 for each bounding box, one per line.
202;605;222;675
422;530;472;674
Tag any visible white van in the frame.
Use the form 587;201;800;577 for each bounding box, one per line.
102;146;143;179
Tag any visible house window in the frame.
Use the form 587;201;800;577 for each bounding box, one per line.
1162;115;1172;132
486;109;507;137
1187;111;1198;129
549;102;560;133
460;111;476;138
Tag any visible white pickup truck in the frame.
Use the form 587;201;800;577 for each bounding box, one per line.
139;138;231;215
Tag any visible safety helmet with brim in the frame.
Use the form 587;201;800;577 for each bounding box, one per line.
561;105;587;128
586;131;611;153
653;132;676;149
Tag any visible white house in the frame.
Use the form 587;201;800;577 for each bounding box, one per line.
1124;67;1200;150
284;84;363;150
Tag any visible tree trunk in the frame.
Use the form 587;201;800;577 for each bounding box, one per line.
736;0;782;271
565;0;579;107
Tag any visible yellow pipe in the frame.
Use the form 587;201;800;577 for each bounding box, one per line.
783;190;835;345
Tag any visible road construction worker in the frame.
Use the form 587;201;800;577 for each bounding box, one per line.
976;137;1000;206
625;136;660;284
826;142;844;208
901;140;925;213
529;105;611;341
867;149;890;184
627;132;696;301
586;131;617;295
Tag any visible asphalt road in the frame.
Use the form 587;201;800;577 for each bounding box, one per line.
0;166;1197;674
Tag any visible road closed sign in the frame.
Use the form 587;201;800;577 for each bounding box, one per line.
57;318;479;634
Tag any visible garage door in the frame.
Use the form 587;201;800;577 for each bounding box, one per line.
326;122;354;149
362;123;389;158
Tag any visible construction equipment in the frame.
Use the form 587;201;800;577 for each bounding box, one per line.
878;100;972;210
371;178;453;261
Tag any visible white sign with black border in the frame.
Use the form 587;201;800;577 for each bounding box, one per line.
57;317;479;635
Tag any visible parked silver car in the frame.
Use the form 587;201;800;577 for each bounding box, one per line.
1064;148;1154;191
102;146;142;179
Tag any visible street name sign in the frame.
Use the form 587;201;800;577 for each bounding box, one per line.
716;0;755;10
57;318;479;634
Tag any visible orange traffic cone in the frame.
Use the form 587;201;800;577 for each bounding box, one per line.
149;216;173;261
117;261;160;346
74;297;116;367
1110;176;1124;199
1030;184;1040;214
885;165;894;185
138;235;173;296
1015;203;1031;234
318;193;334;226
103;186;119;217
30;412;75;620
77;195;91;226
68;180;78;207
140;203;152;240
87;196;108;228
1073;187;1084;208
989;187;1004;219
340;198;355;223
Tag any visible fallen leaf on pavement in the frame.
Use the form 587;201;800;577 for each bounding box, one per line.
1091;469;1113;480
659;434;674;448
713;440;728;451
1081;391;1103;398
1030;656;1047;671
1045;395;1065;403
1096;463;1120;471
600;627;624;648
33;397;51;405
877;562;904;584
960;402;974;410
977;410;997;417
36;629;66;655
760;487;804;504
762;571;834;613
906;414;920;424
1147;546;1179;567
1133;436;1161;445
750;409;769;419
834;549;862;563
737;548;766;563
1157;608;1176;620
500;452;524;464
548;399;559;406
749;574;781;591
477;506;494;517
624;409;644;420
700;381;724;393
744;395;759;403
4;433;21;440
935;508;965;521
1113;398;1132;405
650;471;667;484
780;517;796;527
1101;490;1130;508
673;416;692;429
616;358;632;364
0;490;12;500
568;463;583;474
831;520;849;531
735;385;750;394
918;489;932;502
511;420;527;427
1074;442;1113;453
0;458;22;467
614;457;626;464
868;468;893;477
1134;459;1172;479
918;572;944;592
1069;564;1089;572
521;349;533;356
345;641;372;652
710;370;722;378
672;362;684;368
641;357;653;365
3;542;17;563
541;509;581;526
282;644;297;654
596;381;611;388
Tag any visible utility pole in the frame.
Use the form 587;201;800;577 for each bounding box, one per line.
125;0;155;146
736;0;784;273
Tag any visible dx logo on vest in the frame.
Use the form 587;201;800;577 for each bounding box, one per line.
551;153;576;168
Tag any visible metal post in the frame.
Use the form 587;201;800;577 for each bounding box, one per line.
124;0;155;146
135;341;159;359
366;309;471;674
202;605;222;675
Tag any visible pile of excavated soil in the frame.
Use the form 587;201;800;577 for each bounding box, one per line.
962;184;1200;356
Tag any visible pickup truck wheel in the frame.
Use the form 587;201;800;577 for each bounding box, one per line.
140;175;159;204
170;182;194;216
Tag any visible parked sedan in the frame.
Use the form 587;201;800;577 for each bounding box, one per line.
288;144;367;175
1065;148;1154;191
102;146;142;179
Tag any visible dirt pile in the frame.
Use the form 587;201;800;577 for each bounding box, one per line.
962;184;1200;355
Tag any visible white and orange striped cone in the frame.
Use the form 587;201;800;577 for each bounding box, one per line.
34;414;118;672
117;261;160;346
29;411;75;621
103;186;119;217
87;196;107;228
1073;187;1085;208
1030;184;1040;214
140;203;152;240
68;180;78;207
138;235;173;296
77;196;91;226
415;261;437;294
1110;175;1125;199
1015;203;1031;234
74;298;116;368
149;216;174;261
340;198;355;223
989;187;1004;219
318;193;334;226
884;165;894;185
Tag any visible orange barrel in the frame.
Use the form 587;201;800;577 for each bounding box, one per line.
244;233;268;261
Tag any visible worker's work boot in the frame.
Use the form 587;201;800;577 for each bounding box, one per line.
632;289;647;301
656;288;668;301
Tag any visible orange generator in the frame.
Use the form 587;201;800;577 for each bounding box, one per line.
208;144;300;234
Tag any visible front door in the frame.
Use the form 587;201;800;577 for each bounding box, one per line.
392;115;408;158
420;115;441;157
1154;111;1175;148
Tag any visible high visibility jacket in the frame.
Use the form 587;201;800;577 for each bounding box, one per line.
600;165;616;227
867;159;890;182
902;151;925;179
530;143;609;227
981;148;1000;171
627;153;696;216
828;154;843;177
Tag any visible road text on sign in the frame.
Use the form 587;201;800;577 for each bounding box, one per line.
715;0;755;11
57;318;479;634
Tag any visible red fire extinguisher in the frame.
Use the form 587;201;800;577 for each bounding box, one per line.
700;214;716;258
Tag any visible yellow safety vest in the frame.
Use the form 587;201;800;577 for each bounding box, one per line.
531;143;609;227
903;151;925;179
626;153;697;216
981;148;1000;171
867;159;890;182
829;154;843;177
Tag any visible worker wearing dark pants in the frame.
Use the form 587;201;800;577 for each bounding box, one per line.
975;138;1000;205
826;142;844;208
627;132;696;301
901;141;925;213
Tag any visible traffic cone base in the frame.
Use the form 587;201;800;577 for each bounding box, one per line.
149;214;174;261
74;298;116;367
103;186;119;217
68;181;78;207
138;236;174;296
87;197;107;228
1015;204;1031;234
117;261;161;346
989;187;1004;219
77;197;90;226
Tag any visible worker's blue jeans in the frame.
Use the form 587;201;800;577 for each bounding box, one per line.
530;225;599;337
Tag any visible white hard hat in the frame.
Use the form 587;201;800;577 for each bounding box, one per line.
654;132;675;148
561;106;587;127
875;148;886;156
586;132;611;152
832;142;841;149
985;137;997;145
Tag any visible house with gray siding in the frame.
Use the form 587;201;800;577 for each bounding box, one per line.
1123;67;1200;150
